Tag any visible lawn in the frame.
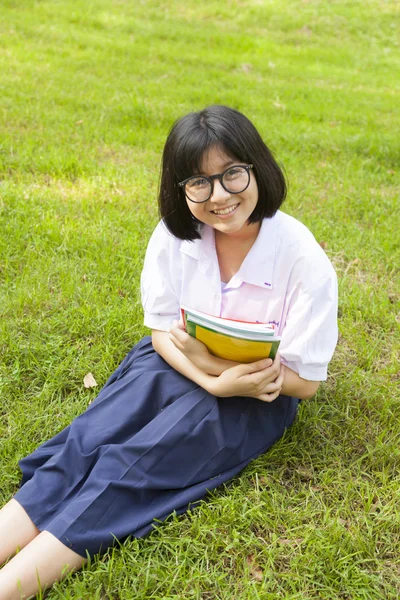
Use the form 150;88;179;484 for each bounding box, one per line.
0;0;399;598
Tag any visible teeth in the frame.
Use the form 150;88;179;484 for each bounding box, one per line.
212;204;238;215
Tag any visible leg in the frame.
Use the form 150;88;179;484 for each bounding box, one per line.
0;500;39;565
0;531;86;600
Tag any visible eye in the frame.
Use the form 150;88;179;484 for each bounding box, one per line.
187;177;209;189
224;166;245;181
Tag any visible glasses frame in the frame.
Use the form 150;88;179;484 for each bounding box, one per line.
178;164;254;203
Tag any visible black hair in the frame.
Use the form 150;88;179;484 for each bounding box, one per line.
158;105;286;240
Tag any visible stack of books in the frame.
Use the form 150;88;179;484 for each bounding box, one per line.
181;306;281;363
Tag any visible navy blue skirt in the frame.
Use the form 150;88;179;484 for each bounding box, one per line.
15;337;299;558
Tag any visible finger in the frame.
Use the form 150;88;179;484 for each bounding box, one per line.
171;326;189;343
169;331;181;349
238;358;273;376
169;331;178;348
169;329;185;350
249;366;279;387
255;393;274;403
169;323;179;338
268;351;281;373
256;365;284;395
256;389;281;403
169;325;179;340
267;354;281;379
273;367;285;389
249;354;281;382
263;366;285;393
262;379;282;394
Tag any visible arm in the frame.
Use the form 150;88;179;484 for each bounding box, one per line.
152;329;284;402
281;366;320;399
168;324;320;400
152;329;216;390
169;320;239;375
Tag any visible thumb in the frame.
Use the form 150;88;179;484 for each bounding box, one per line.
239;358;273;375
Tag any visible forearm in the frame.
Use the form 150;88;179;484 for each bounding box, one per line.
152;330;215;391
281;365;320;400
199;354;239;376
153;330;319;401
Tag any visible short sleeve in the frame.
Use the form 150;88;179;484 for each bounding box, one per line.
279;257;338;381
140;222;182;332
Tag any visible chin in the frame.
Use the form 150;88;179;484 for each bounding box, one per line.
216;222;247;234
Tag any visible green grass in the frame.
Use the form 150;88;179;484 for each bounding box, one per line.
1;0;399;598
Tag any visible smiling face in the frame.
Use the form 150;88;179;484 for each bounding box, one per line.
185;145;260;240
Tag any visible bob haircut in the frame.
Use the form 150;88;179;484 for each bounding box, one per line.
159;105;287;240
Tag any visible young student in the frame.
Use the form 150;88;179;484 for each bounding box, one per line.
0;105;338;599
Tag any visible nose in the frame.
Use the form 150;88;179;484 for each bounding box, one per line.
209;179;231;204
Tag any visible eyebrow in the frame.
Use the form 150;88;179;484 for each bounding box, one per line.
197;159;238;176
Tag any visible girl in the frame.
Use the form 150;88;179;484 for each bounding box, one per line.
0;105;338;599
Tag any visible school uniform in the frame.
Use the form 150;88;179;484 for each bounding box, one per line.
15;211;338;558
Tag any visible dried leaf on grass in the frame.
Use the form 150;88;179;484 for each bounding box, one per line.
84;372;98;388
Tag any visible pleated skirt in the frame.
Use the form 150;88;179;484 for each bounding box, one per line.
15;337;299;558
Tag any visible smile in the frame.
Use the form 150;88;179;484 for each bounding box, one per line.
211;203;239;216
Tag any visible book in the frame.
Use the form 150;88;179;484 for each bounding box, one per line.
181;306;281;363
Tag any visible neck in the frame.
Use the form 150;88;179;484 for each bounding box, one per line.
215;221;261;245
214;221;261;283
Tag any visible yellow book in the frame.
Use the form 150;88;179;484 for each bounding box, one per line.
181;307;280;363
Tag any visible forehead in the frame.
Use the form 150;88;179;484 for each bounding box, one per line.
198;145;238;175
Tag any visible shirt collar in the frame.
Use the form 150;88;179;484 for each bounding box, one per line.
236;216;277;289
179;215;277;287
179;225;215;265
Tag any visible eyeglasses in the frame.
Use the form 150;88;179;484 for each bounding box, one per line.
178;164;254;203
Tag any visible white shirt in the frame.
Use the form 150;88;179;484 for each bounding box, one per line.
141;210;338;381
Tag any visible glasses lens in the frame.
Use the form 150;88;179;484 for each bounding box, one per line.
185;177;211;202
222;166;249;193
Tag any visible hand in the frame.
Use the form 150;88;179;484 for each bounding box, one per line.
169;320;240;375
208;353;285;403
169;320;215;372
